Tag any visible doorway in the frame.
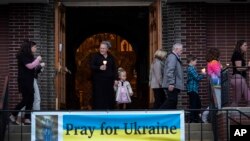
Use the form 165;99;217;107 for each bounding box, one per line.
75;33;137;109
65;7;149;109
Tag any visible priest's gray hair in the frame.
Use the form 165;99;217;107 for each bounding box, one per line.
101;41;112;48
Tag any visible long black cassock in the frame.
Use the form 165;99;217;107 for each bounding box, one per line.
90;52;117;110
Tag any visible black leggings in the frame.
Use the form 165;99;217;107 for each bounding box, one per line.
12;86;34;119
188;91;201;121
152;88;166;109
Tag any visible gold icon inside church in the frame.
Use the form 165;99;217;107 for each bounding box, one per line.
75;33;137;109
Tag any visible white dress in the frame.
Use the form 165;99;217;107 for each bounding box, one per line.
114;81;133;104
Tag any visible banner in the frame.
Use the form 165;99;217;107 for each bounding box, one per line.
31;111;185;141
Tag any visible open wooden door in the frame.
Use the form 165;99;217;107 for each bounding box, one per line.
55;1;66;109
149;0;162;106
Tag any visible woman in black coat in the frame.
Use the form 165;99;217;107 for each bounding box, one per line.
90;41;117;110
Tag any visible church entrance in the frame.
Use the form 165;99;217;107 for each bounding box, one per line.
54;0;162;109
75;33;137;109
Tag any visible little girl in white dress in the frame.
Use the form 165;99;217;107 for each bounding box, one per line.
114;68;133;109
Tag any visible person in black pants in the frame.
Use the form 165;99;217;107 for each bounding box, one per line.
9;40;42;124
149;49;167;109
161;43;184;109
186;55;206;123
90;41;117;110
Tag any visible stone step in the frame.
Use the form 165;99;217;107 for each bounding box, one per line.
4;133;30;141
5;132;214;141
4;124;213;141
186;123;213;140
6;124;31;133
185;123;212;131
185;131;213;140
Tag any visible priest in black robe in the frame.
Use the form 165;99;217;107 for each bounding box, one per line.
90;41;117;110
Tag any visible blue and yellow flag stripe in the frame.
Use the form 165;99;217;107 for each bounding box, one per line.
63;114;180;129
31;111;185;141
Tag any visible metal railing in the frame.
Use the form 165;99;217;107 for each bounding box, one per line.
221;67;230;107
0;76;9;141
186;108;250;141
0;108;249;141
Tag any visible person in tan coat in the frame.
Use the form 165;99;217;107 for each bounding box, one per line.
149;49;168;109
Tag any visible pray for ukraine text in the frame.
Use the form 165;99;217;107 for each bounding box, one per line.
65;122;177;138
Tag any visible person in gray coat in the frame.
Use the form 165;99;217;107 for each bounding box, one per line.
160;43;184;109
149;49;168;109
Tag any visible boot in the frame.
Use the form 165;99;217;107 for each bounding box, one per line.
9;114;16;123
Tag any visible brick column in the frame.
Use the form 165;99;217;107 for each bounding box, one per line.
162;2;208;109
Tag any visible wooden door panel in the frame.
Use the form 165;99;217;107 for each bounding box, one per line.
149;0;162;106
55;1;66;109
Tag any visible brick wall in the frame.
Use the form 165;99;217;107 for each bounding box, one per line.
3;1;250;110
206;4;250;106
162;2;186;109
162;2;209;108
7;1;55;109
162;2;250;109
207;4;250;66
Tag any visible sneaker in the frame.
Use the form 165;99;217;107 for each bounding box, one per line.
14;121;22;125
202;121;209;124
16;116;22;124
9;115;16;123
23;119;31;125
